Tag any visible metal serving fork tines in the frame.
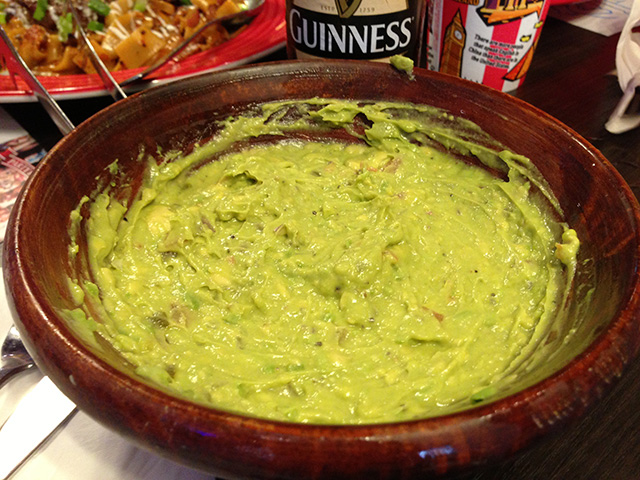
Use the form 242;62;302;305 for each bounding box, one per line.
0;26;75;136
65;0;127;101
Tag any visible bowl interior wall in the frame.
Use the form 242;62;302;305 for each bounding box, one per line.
6;61;640;478
31;64;631;374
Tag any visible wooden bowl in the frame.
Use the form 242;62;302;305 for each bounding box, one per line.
4;60;640;479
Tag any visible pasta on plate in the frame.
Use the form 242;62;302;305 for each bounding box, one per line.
0;0;244;74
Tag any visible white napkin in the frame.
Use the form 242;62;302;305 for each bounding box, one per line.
605;0;640;134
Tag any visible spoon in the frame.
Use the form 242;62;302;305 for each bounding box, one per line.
0;326;35;389
119;0;266;87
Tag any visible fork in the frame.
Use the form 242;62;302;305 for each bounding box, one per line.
66;0;265;94
0;326;35;389
2;0;264;104
0;25;75;135
66;0;127;101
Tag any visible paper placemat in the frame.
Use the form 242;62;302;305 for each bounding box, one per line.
550;0;633;36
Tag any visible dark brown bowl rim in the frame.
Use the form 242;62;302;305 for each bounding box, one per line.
5;60;640;476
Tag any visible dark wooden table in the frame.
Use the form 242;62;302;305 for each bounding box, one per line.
3;14;639;480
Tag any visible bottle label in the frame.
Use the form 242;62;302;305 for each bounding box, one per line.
287;0;419;60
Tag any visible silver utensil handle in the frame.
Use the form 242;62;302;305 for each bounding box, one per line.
66;0;127;102
0;27;75;136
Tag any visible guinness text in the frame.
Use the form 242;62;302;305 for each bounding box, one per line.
288;6;415;59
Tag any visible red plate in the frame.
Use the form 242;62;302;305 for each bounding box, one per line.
0;0;286;102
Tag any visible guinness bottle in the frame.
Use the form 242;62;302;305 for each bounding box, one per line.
286;0;426;64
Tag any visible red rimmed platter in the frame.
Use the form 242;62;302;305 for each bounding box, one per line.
0;0;285;102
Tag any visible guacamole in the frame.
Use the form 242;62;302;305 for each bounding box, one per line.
66;99;579;424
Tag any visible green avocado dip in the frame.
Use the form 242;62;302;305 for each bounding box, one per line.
390;55;415;80
65;99;580;424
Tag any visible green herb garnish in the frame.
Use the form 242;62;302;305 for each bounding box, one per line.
56;12;73;41
0;12;6;24
33;0;48;21
87;20;104;31
88;0;110;17
133;0;147;12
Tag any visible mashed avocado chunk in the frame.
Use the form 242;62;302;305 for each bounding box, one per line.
66;99;579;424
